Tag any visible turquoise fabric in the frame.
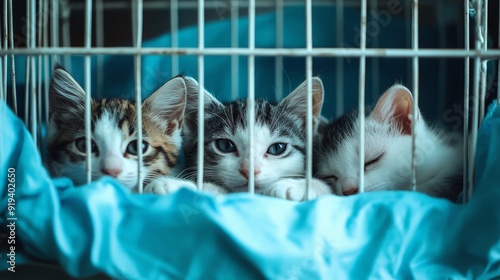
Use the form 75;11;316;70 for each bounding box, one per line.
1;98;500;278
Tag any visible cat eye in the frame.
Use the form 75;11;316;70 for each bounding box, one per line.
75;138;98;154
215;139;237;153
321;175;339;181
365;153;384;168
126;140;149;156
267;143;287;155
322;175;338;185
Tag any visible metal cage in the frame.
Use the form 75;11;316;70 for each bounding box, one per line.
1;1;499;202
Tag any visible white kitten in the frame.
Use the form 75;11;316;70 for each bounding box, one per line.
314;84;463;201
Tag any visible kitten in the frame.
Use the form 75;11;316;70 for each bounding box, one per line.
146;76;332;201
46;66;187;192
314;84;463;201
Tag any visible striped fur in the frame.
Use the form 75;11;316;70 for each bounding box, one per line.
180;76;332;200
46;67;186;192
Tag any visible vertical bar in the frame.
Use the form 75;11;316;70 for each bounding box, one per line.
2;0;7;101
305;0;313;200
62;1;72;71
405;1;412;87
370;0;380;96
24;0;30;125
1;0;5;102
231;0;239;100
84;0;93;184
43;0;49;126
498;0;500;104
37;0;43;138
247;0;256;194
358;0;367;193
463;0;470;203
336;0;344;117
51;0;59;65
131;0;138;49
24;57;30;126
410;0;419;192
274;0;283;101
8;0;17;114
134;0;144;193
171;0;179;75
468;0;483;200
30;0;37;145
96;0;104;99
0;54;3;101
196;0;205;190
479;0;488;122
437;0;446;115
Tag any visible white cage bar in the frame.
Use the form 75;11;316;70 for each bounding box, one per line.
468;0;484;201
305;0;313;199
231;0;239;100
84;0;92;184
463;0;470;203
479;0;488;123
196;0;205;191
410;0;419;192
247;0;256;194
8;0;17;115
335;0;344;118
2;0;7;102
29;0;37;147
171;0;179;76
96;0;104;98
4;47;500;57
43;0;49;128
358;0;367;193
134;0;144;193
274;0;283;101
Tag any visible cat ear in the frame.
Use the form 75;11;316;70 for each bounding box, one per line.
371;84;419;135
279;77;325;133
143;76;187;128
279;77;324;118
49;67;86;113
183;76;223;133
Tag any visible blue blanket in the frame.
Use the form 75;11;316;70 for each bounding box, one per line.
1;96;500;279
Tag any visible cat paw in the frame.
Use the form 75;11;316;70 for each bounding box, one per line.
261;178;332;201
143;177;197;195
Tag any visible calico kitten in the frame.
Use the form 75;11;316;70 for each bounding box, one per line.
46;67;187;192
145;76;332;201
314;84;463;201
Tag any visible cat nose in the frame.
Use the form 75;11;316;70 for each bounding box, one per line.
342;186;359;196
101;168;123;178
239;168;261;179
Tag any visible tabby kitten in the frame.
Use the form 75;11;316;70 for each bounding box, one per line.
314;84;463;201
145;76;333;201
46;67;187;192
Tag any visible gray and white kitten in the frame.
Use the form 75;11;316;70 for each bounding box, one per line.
314;84;463;201
145;76;332;201
46;67;188;192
